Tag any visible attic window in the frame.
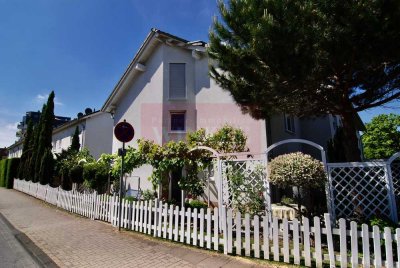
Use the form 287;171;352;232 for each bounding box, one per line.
169;63;186;99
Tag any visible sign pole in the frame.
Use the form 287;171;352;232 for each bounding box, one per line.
118;141;125;231
113;119;135;232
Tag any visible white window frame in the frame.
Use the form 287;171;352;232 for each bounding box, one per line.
284;114;295;133
168;63;186;100
170;111;186;133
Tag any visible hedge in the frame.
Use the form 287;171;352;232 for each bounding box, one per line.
0;159;7;187
5;158;20;189
0;158;20;188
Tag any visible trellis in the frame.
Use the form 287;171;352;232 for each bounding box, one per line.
327;152;400;222
220;158;269;216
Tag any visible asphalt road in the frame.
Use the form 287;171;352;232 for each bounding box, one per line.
0;213;39;268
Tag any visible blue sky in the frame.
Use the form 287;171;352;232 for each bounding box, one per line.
0;0;398;147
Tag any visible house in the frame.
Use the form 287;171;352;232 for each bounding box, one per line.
101;28;353;202
52;111;113;159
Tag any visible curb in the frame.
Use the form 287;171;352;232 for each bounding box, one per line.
0;212;59;268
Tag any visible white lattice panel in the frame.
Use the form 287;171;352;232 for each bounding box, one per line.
328;163;393;220
220;159;269;215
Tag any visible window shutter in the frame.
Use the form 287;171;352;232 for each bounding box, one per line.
169;63;186;99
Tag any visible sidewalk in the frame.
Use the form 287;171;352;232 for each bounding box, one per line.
0;188;285;268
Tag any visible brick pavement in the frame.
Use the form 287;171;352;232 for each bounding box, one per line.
0;188;288;268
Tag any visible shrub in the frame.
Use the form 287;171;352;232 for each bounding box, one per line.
83;161;110;193
142;189;156;201
5;158;20;189
269;152;326;219
185;200;208;210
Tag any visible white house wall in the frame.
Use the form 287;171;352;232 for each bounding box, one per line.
52;125;84;155
84;112;113;159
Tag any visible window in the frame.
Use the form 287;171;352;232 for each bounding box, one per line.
169;63;186;99
284;114;295;133
170;112;185;132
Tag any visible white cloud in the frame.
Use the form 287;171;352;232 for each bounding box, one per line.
35;94;64;106
0;120;18;148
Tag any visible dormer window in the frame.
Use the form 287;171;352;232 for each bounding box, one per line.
169;63;186;99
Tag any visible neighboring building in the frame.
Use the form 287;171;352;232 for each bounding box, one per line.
0;147;8;159
7;140;23;158
17;111;71;139
52;111;113;159
101;29;358;201
8;111;113;160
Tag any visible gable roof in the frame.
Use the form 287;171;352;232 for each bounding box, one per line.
101;28;206;113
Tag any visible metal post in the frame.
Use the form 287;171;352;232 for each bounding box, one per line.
118;142;125;231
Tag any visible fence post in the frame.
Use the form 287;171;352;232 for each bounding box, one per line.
384;163;398;223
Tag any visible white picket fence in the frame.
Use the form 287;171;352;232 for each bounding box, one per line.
13;179;400;267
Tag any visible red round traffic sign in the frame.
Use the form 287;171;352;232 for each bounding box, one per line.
114;121;135;143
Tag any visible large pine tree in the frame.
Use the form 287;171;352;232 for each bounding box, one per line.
208;0;400;161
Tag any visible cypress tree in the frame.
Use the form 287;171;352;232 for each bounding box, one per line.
18;120;34;179
39;148;54;185
30;107;45;182
35;91;55;183
70;126;80;152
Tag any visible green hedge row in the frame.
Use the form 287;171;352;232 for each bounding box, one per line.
0;158;20;189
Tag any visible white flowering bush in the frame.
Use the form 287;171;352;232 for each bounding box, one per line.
269;152;326;219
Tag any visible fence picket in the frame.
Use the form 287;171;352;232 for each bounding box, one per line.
262;215;269;260
143;201;148;233
140;201;145;233
245;213;251;257
186;207;191;244
350;221;358;268
283;218;289;263
314;216;322;268
396;229;400;268
174;206;179;241
206;208;211;249
227;209;232;253
193;208;198;246
303;218;311;266
292;218;300;265
152;201;157;236
162;203;168;238
385;227;394;268
168;205;173;240
273;217;279;261
254;215;260;259
339;218;347;268
199;208;204;248
324;213;335;267
157;201;163;237
213;207;218;251
362;224;370;268
373;225;382;267
180;206;185;243
236;212;242;256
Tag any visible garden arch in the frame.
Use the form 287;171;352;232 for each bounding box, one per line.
265;139;328;218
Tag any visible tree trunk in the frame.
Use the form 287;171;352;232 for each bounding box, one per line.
340;112;362;162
